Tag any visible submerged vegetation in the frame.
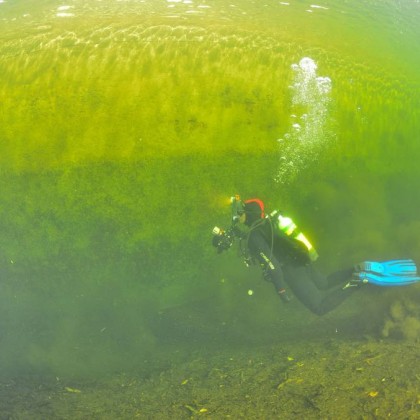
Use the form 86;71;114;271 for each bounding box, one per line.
0;0;420;417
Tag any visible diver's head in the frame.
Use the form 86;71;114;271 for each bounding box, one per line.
242;199;265;226
231;195;265;226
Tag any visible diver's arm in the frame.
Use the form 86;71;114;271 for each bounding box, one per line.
248;230;291;303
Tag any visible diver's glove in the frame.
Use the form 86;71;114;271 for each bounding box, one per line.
278;288;292;303
262;266;291;302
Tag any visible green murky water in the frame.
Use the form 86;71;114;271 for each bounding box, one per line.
1;0;420;416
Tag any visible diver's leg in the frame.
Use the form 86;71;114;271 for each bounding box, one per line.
326;268;353;287
284;266;325;312
309;265;353;290
308;265;329;290
315;285;358;315
284;265;358;315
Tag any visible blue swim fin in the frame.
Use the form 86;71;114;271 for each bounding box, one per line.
352;259;420;286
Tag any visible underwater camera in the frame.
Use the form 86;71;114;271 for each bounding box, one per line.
212;226;235;253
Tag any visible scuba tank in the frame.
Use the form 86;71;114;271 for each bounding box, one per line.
269;210;319;262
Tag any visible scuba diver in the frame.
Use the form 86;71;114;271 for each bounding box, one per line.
212;195;420;315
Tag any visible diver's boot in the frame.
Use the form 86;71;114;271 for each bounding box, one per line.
353;261;384;274
342;265;369;289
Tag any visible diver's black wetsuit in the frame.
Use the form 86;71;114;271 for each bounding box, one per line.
246;216;356;316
